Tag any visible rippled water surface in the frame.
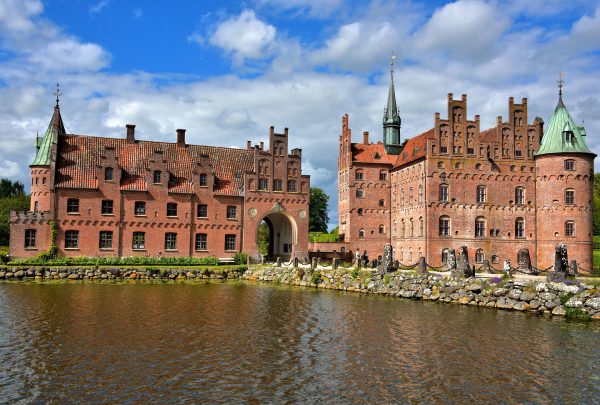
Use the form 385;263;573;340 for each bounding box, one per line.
1;281;599;403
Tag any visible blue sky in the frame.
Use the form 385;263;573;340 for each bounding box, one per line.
1;0;600;228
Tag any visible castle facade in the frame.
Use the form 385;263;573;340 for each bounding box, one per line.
332;72;595;271
10;102;310;260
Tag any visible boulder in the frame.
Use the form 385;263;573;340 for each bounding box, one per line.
552;305;566;316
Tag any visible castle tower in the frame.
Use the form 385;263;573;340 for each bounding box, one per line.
383;58;401;155
535;81;596;271
30;89;65;213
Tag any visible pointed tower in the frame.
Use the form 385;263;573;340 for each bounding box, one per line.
30;86;66;212
383;58;402;155
535;78;596;271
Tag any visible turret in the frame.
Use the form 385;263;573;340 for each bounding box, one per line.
383;57;402;155
535;80;596;271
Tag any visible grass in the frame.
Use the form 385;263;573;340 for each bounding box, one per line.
594;250;600;269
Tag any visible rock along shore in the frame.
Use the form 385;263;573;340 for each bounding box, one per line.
1;264;599;320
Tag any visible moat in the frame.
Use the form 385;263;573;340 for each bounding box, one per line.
1;281;599;403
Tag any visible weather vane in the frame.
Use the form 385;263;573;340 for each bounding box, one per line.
53;82;62;108
390;51;396;73
557;72;565;96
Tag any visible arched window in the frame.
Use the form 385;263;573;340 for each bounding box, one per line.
356;188;364;198
475;217;486;238
439;184;448;202
401;190;405;206
439;216;450;236
565;221;575;237
475;249;485;263
476;185;486;203
564;160;575;171
379;225;385;234
408;248;413;262
418;185;424;203
379;170;387;181
409;218;414;237
515;218;525;239
491;255;499;264
401;220;406;238
355;169;364;180
409;188;413;205
419;217;424;237
565;189;575;205
392;221;397;237
357;208;363;216
515;187;525;205
378;199;385;207
441;248;449;263
359;229;365;238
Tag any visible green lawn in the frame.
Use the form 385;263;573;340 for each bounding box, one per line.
594;249;600;269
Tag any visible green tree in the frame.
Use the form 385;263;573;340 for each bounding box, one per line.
594;173;600;235
0;179;25;198
309;187;329;233
257;220;270;257
0;194;30;246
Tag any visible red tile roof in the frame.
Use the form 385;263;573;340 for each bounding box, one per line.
351;142;395;165
393;128;434;168
56;135;255;196
479;127;497;143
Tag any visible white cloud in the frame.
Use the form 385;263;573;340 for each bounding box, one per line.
90;0;110;15
253;0;345;18
208;10;276;65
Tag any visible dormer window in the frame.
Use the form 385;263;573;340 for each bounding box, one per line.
153;170;162;184
199;173;208;187
374;152;381;160
564;130;574;143
104;167;113;181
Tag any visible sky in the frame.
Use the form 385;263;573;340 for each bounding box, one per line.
1;0;599;229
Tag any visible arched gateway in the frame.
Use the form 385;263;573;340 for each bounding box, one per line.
258;212;296;260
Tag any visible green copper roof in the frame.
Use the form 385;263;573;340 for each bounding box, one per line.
31;107;65;166
383;70;400;126
535;93;594;157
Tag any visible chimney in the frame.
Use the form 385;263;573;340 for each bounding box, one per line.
260;141;264;150
247;140;252;149
363;131;369;145
269;126;274;137
126;124;136;143
284;127;289;136
176;129;186;147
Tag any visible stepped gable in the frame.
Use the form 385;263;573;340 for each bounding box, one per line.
351;142;395;165
55;134;254;196
393;128;434;168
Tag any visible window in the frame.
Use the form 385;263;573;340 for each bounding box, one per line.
166;202;178;217
101;200;114;215
225;234;236;251
475;217;486;238
132;232;145;250
153;170;162;184
104;167;113;181
418;185;423;203
441;249;449;263
401;190;405;206
34;201;39;212
476;186;487;203
564;160;575;171
357;208;363;216
515;187;525;205
287;180;297;192
565;221;575;237
356;189;364;198
467;147;475;155
515;218;525;239
439;184;448;202
67;198;79;214
355;170;364;180
65;230;79;249
476;249;485;263
492;255;499;264
565;189;575;205
134;201;146;216
273;179;283;191
197;204;208;218
165;233;177;250
419;217;424;237
258;178;268;191
409;219;414;237
439;216;450;237
378;199;385;207
564;131;573;143
379;225;385;234
99;231;113;249
359;229;365;238
195;233;207;251
440;146;448;154
379;171;387;181
409;188;413;206
515;149;522;157
475;163;481;170
226;206;237;219
199;173;208;187
24;229;36;248
401;220;405;238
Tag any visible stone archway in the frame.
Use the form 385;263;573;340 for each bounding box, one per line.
257;211;296;260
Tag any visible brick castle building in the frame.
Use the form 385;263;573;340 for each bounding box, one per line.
329;70;595;271
10;98;310;260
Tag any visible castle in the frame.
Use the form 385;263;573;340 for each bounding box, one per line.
10;96;310;260
323;70;595;271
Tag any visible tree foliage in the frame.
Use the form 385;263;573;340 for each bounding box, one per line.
0;179;24;198
0;196;30;246
594;173;600;235
309;187;329;233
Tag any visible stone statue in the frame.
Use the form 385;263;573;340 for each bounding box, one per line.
417;256;428;275
547;243;569;281
517;248;536;274
377;244;397;275
454;246;471;278
447;248;457;271
503;259;513;277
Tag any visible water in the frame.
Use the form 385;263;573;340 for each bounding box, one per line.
0;281;599;403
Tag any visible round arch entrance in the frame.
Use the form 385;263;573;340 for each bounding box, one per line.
257;212;296;260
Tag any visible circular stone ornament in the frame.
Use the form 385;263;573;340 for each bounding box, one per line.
248;208;257;218
299;209;307;219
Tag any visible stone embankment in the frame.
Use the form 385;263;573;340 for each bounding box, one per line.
0;266;246;281
242;266;600;320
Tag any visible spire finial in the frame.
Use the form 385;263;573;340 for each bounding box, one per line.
557;72;565;97
53;82;61;108
390;51;396;75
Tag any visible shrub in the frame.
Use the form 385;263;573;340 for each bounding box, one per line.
234;252;248;265
350;267;359;278
565;307;592;322
310;270;323;285
9;255;221;267
560;292;576;306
